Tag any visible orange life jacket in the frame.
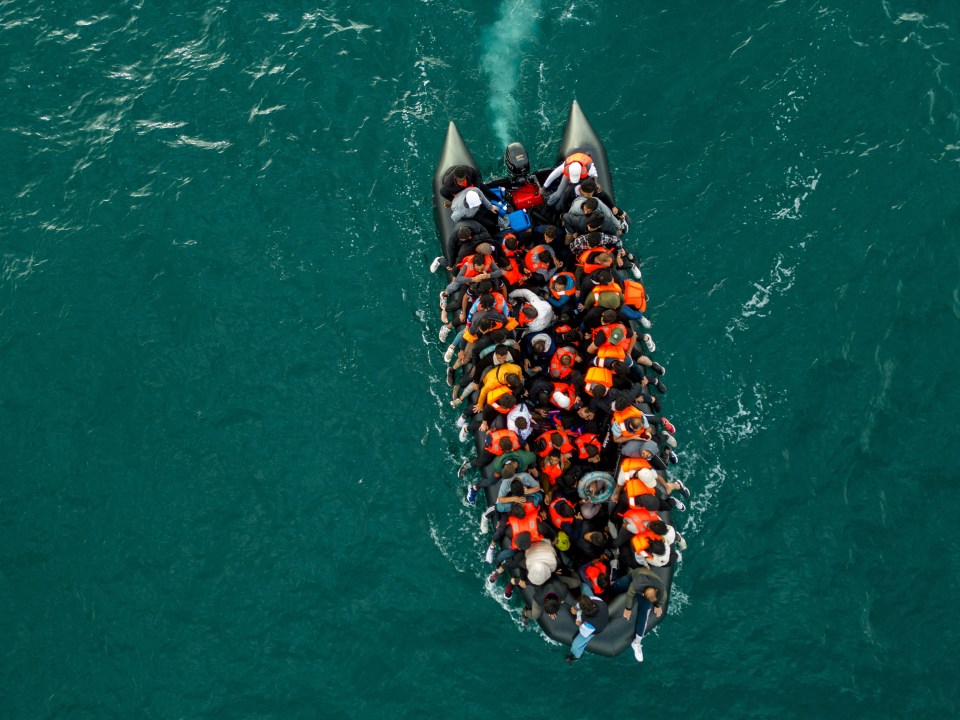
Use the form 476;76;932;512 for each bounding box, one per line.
460;254;493;278
540;459;564;486
549;271;577;300
485;428;521;456
486;385;515;414
563;152;593;180
548;497;576;530
584;366;614;397
621;506;659;535
524;245;551;274
548;347;578;379
631;531;660;554
549;382;577;410
535;429;574;458
582;558;608;595
591;282;623;305
501;255;525;286
578;247;609;275
508;504;543;549
623;279;648;312
613;407;649;441
575;433;602;460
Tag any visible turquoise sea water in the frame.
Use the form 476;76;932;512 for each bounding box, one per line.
2;1;959;718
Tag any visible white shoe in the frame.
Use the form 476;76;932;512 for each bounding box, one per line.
483;543;494;563
443;345;456;363
630;264;642;280
678;534;688;551
459;426;469;443
456;414;467;429
430;256;444;273
643;334;656;353
631;636;644;662
438;325;451;343
640;315;652;329
480;516;490;534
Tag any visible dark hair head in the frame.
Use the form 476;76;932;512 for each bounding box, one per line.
579;595;597;615
596;572;610;590
521;304;538;320
543;596;561;615
504;373;522;389
510;479;524;497
515;533;532;550
503;234;518;251
494;344;510;357
610;360;630;375
649;520;669;536
627;417;645;432
532;340;546;354
515;416;528;430
586;214;604;231
458;226;473;240
579;177;598;194
550;432;563;448
477;317;496;332
555;499;575;518
472;254;486;267
585;231;602;247
586;531;606;547
535;251;550;264
499;393;517;409
584;444;599;459
501;463;516;479
511;503;526;518
648;539;666;555
454;167;468;181
479;293;495;309
600;309;618;324
499;436;516;452
595;268;614;285
544;225;559;238
590;383;608;398
583;197;599;213
475;279;493;294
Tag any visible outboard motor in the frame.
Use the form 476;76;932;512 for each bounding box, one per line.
504;142;531;178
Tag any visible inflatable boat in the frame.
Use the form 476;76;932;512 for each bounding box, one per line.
432;101;683;659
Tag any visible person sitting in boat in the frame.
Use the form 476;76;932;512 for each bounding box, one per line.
565;593;610;664
611;466;686;514
488;501;557;581
521;334;555;376
439;165;484;203
495;475;543;513
448;221;493;265
541;151;599;210
450;186;501;235
562;197;622;240
521;571;581;624
574;177;623;222
579;556;612;598
444;247;504;297
546;271;578;312
508;287;554;333
523;243;562;286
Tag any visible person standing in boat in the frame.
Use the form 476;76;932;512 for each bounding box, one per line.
541;152;599;210
565;593;609;664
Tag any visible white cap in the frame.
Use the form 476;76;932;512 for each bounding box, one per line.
567;162;583;183
551;390;572;409
637;468;659;487
465;190;481;208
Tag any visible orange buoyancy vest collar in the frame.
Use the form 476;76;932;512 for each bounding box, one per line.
549;271;577;299
461;254;493;277
508;504;543;549
623;279;648;312
535;428;574;457
584;366;614;397
548;497;576;529
613;407;649;441
548;347;578;379
486;428;521;455
575;433;602;460
525;245;551;273
621;506;659;534
486;385;514;413
583;558;608;594
563;152;593;180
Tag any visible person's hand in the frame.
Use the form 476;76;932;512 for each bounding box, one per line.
443;200;452;208
654;606;663;617
472;403;483;414
518;579;526;589
570;606;578;616
479;422;489;433
623;608;632;620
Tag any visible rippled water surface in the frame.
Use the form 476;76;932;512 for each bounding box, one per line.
2;1;959;718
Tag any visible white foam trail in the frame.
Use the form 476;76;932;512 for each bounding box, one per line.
481;0;544;148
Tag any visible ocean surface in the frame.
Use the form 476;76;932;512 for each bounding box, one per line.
2;1;959;718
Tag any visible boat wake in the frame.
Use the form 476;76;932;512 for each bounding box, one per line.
481;0;544;148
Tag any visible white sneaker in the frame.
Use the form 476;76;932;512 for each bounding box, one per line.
443;345;456;363
630;264;642;280
438;325;451;343
631;636;644;662
643;334;656;353
459;426;469;443
456;414;467;429
480;516;490;534
640;315;652;329
430;256;444;273
678;534;688;551
483;543;494;563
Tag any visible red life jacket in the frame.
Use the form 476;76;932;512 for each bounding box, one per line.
591;282;623;306
508;503;543;549
485;428;521;456
548;497;576;530
548;347;578;379
631;531;659;554
582;558;609;595
574;433;602;460
613;408;650;441
501;255;524;286
540;459;563;486
591;323;630;359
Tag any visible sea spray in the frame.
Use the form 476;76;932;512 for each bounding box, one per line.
480;0;543;148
